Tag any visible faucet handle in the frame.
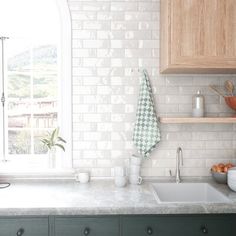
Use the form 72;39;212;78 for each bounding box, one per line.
169;170;172;176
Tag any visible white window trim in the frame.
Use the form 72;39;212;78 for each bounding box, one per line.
0;0;73;177
56;0;73;170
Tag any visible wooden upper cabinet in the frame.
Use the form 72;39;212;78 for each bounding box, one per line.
160;0;236;74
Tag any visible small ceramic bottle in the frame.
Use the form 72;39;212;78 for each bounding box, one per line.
192;90;205;117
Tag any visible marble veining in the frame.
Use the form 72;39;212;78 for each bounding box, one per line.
0;179;235;216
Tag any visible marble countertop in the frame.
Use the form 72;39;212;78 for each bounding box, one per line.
0;178;235;216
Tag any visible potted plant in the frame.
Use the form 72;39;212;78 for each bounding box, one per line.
41;127;66;168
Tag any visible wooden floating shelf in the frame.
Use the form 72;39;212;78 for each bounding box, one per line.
159;117;236;124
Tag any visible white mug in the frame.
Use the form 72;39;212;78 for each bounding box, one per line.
129;164;141;175
114;176;127;187
129;175;142;185
75;172;90;184
130;155;142;166
114;166;126;177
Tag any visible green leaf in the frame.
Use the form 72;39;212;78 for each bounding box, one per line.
39;127;66;152
50;128;57;144
55;127;59;137
41;139;50;146
41;138;49;143
58;136;66;143
55;143;65;152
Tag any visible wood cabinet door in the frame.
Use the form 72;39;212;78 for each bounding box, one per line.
161;0;236;74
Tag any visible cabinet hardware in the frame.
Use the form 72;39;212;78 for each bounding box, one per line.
84;227;90;236
146;226;153;235
16;228;24;236
201;226;208;234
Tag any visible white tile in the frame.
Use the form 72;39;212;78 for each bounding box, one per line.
70;0;235;177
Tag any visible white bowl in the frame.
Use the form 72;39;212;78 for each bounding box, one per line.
114;176;127;187
228;176;236;180
228;182;236;187
228;175;236;180
228;172;236;177
228;180;236;186
228;173;236;178
228;175;236;179
228;182;236;192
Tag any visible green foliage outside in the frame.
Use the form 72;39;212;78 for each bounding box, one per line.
7;45;58;155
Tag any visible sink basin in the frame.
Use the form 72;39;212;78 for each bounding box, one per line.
152;183;230;203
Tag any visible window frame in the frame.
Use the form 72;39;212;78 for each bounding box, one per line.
0;0;72;175
56;0;72;169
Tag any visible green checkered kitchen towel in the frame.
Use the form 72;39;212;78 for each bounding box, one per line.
132;69;161;158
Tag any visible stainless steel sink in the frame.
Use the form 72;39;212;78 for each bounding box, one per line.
152;183;230;203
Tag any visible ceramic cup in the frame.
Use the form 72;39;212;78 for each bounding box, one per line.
130;155;142;166
114;166;126;177
129;164;141;175
115;176;127;187
75;172;90;184
129;175;142;185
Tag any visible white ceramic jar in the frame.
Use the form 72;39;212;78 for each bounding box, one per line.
227;167;236;192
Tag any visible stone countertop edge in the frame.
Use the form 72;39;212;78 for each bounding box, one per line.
0;178;235;216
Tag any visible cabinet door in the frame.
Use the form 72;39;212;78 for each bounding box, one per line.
55;217;119;236
194;215;236;236
160;0;236;74
122;216;198;236
122;215;236;236
0;217;48;236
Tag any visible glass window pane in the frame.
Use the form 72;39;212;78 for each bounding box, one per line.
34;131;48;154
33;45;57;71
8;73;31;98
7;43;31;73
8;130;31;154
8;101;31;128
1;0;61;159
33;73;57;99
33;45;57;99
33;100;57;128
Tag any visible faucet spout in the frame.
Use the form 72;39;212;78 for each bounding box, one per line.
176;147;183;183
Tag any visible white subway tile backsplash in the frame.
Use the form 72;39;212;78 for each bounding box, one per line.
97;12;124;21
111;21;138;30
74;159;97;168
73;49;96;57
125;12;152;21
71;11;97;20
152;159;175;168
111;2;137;11
83;21;110;30
69;0;236;177
96;159;112;168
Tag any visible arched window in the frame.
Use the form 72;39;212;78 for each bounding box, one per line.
0;0;72;171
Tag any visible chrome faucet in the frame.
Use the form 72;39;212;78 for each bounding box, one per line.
175;147;183;183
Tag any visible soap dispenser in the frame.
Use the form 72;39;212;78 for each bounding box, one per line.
192;90;205;117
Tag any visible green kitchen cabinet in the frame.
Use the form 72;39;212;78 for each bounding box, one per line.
55;217;119;236
122;215;236;236
0;214;235;236
0;217;48;236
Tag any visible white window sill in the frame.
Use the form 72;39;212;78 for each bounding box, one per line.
0;168;76;179
0;157;75;179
